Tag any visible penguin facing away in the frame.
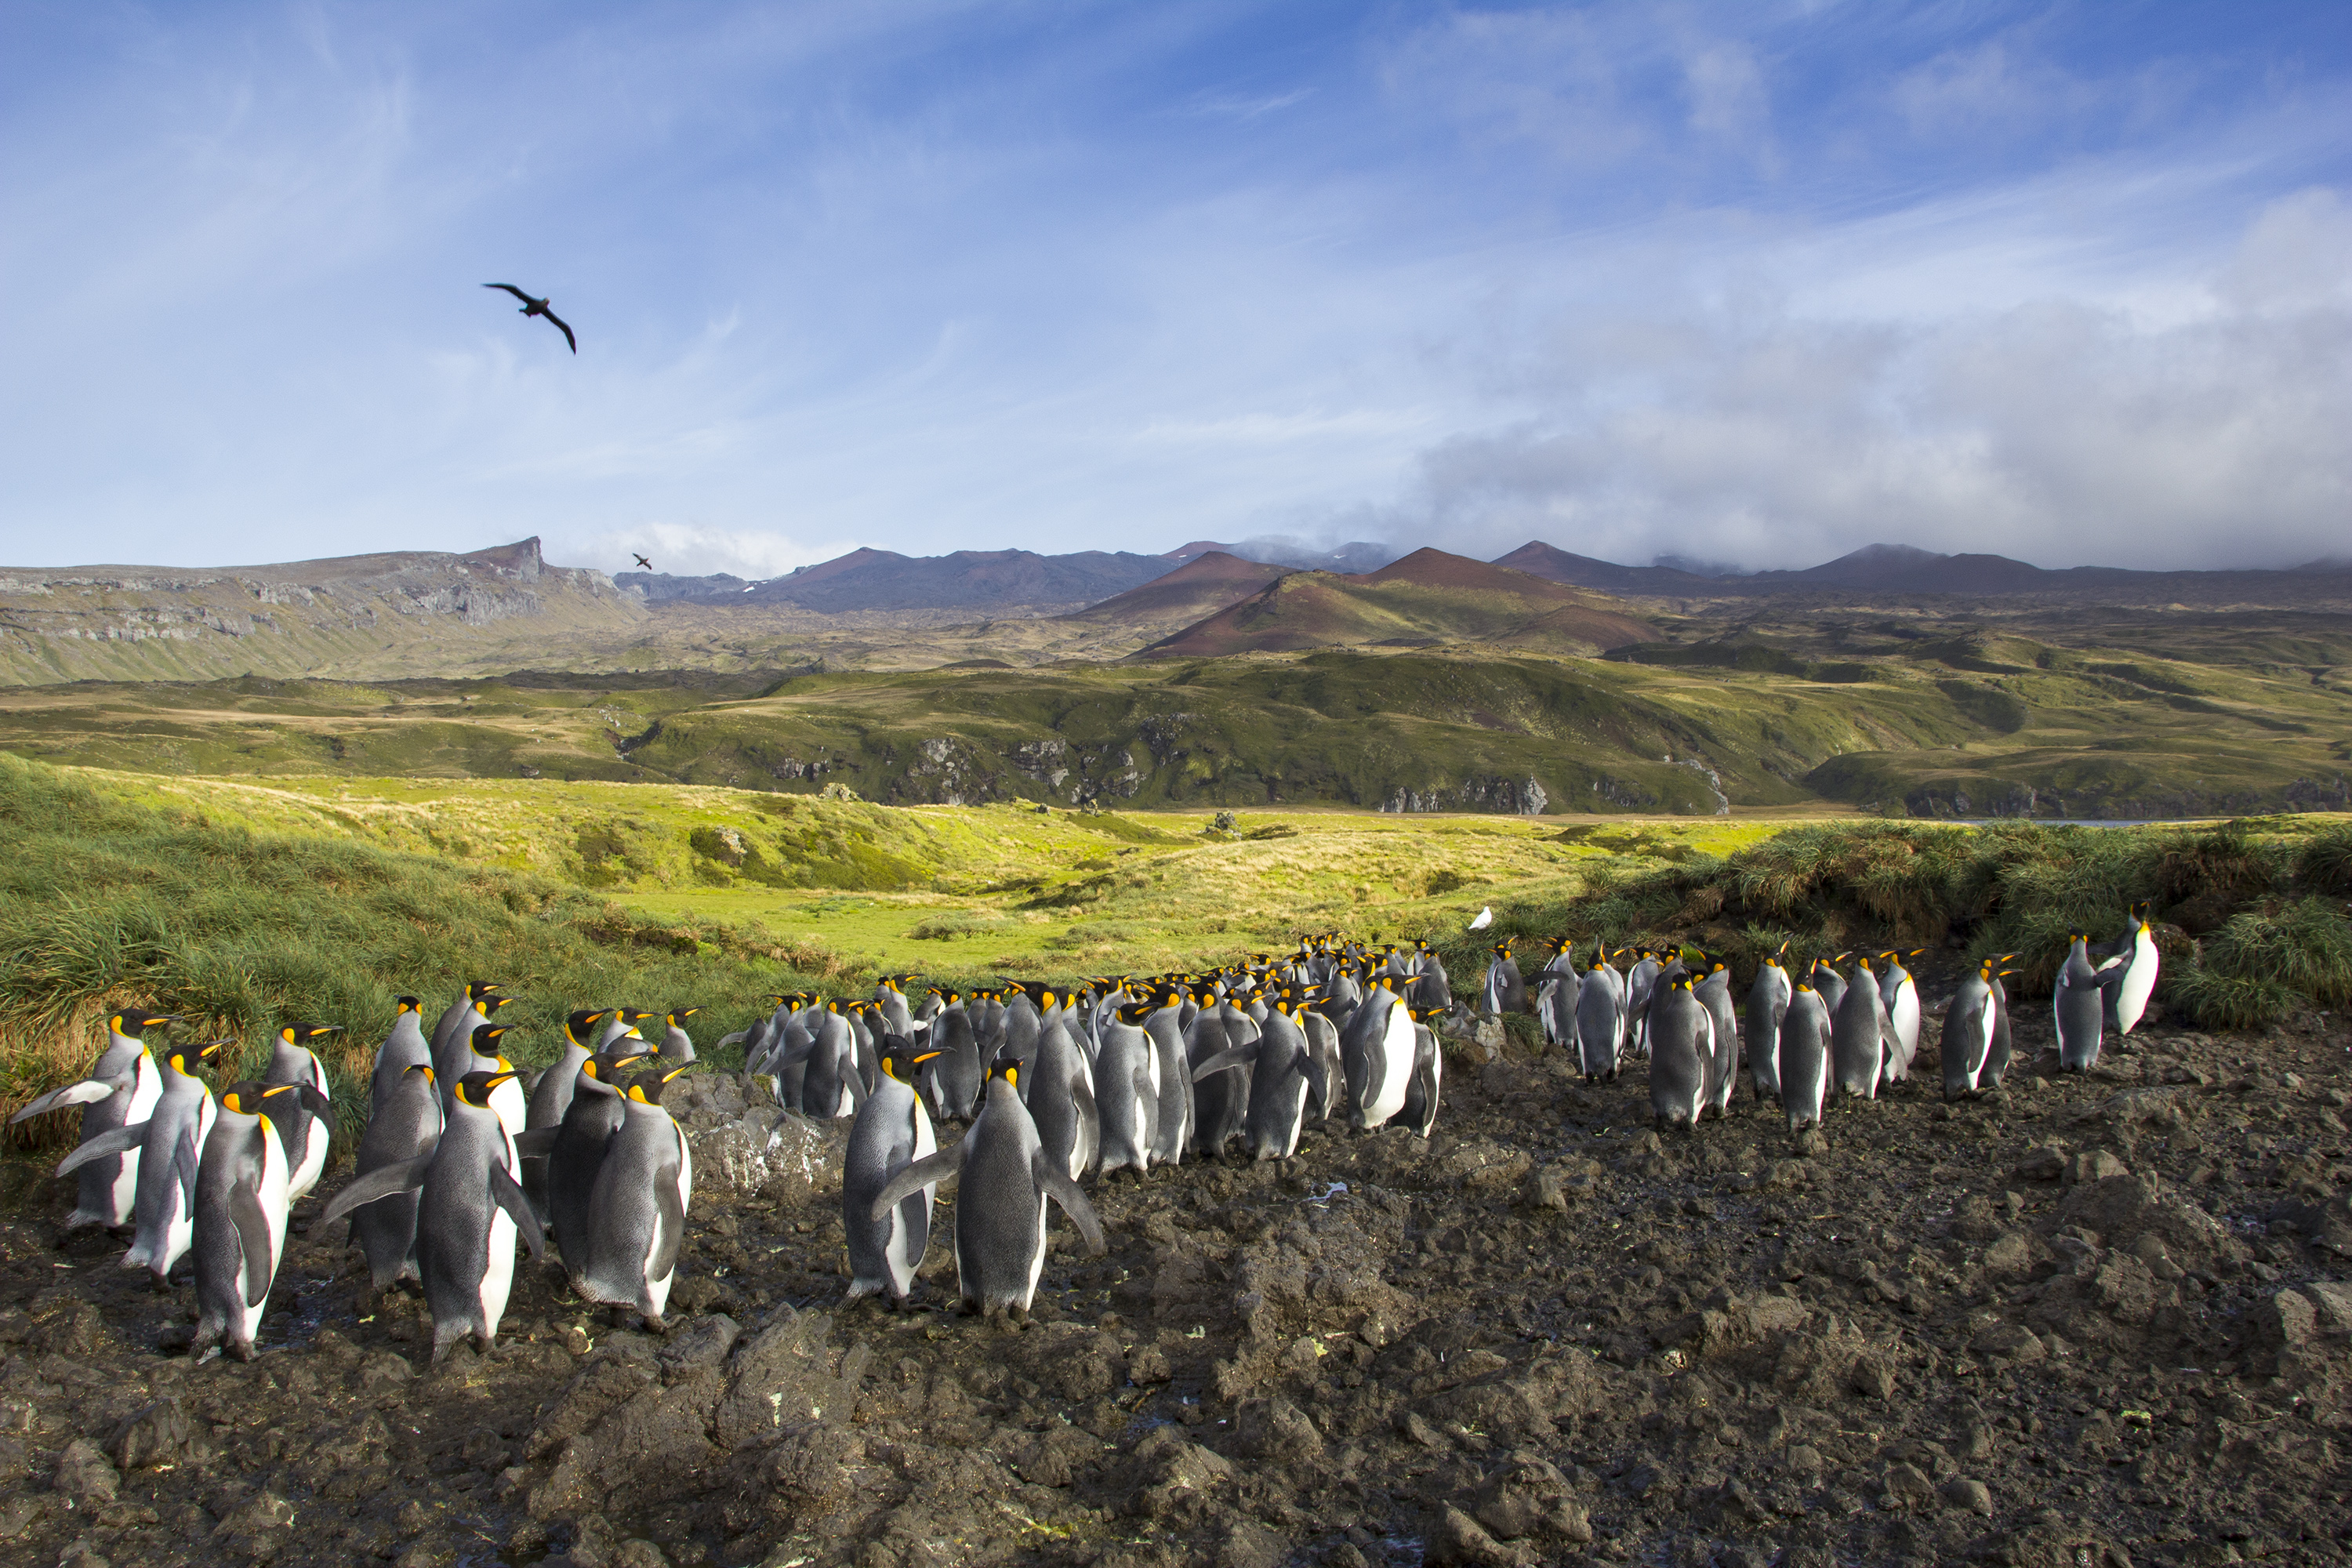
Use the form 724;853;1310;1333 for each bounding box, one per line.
315;1068;545;1363
1575;949;1625;1083
1189;999;1328;1160
1776;986;1831;1134
1647;978;1711;1130
577;1065;695;1328
57;1039;228;1285
1690;963;1739;1116
11;1007;169;1231
524;1010;615;1225
868;1052;1107;1326
1942;961;1999;1100
191;1082;297;1363
348;1059;444;1294
2054;935;2121;1072
845;1037;942;1308
1092;1005;1160;1178
1481;942;1526;1017
532;1045;649;1278
374;997;432;1087
1830;959;1888;1102
1139;987;1194;1165
1025;996;1101;1181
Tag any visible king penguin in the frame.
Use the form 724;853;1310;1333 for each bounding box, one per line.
317;1067;545;1363
577;1065;694;1329
2104;906;2160;1036
1744;946;1791;1102
56;1038;227;1286
1694;961;1740;1117
11;1007;169;1232
523;1011;613;1229
1481;942;1526;1017
263;1022;339;1200
1189;997;1328;1160
1025;993;1100;1181
1647;977;1711;1130
1396;1005;1445;1139
1776;985;1831;1134
538;1045;648;1278
868;1051;1106;1326
1575;948;1626;1083
1831;957;1889;1101
431;982;503;1077
1141;985;1194;1164
1877;952;1923;1087
1941;960;1999;1100
191;1082;296;1362
347;1061;443;1295
844;1036;941;1308
375;997;432;1086
655;1007;699;1065
2054;935;2118;1073
1338;980;1417;1131
1092;1002;1160;1178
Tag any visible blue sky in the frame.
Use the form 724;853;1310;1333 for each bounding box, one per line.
3;2;2347;576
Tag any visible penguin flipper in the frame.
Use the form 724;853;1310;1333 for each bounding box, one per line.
53;1120;150;1176
487;1163;546;1263
174;1122;204;1221
1033;1152;1106;1258
1189;1045;1260;1083
314;1154;434;1230
511;1127;561;1157
13;1079;118;1122
291;1086;333;1119
870;1145;963;1221
229;1179;275;1308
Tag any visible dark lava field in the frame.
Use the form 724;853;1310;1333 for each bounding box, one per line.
1;1004;2348;1568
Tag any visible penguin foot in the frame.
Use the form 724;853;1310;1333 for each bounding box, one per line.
640;1313;669;1335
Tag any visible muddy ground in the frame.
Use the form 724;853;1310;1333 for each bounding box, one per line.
1;995;2348;1568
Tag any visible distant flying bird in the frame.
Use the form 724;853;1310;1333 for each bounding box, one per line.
633;554;652;570
482;284;577;353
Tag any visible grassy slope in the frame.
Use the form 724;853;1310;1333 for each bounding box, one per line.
0;756;848;1152
0;603;2344;822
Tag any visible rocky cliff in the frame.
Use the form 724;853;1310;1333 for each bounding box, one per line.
0;539;649;685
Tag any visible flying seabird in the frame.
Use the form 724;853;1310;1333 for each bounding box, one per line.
633;554;652;570
482;284;577;353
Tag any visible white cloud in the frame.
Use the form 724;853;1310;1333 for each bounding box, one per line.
1367;189;2352;571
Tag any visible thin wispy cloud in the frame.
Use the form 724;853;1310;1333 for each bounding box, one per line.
1;2;2345;577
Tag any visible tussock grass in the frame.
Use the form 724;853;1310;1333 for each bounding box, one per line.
0;755;841;1155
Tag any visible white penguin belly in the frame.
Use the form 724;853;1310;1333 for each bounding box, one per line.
2118;935;2158;1032
480;1208;517;1338
232;1131;294;1346
1021;1193;1048;1309
1363;1009;1415;1127
489;1080;527;1140
106;1145;143;1230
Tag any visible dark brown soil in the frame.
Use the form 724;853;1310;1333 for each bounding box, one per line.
2;1004;2348;1568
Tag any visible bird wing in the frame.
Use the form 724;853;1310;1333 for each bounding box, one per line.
484;283;533;303
542;310;578;352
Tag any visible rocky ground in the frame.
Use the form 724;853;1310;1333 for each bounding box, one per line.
0;997;2348;1568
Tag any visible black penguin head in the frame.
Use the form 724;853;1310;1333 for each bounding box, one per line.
1114;1000;1156;1026
452;1069;522;1109
879;1036;941;1083
402;1063;437;1087
479;994;514;1020
564;1009;612;1045
395;996;421;1014
219;1080;270;1115
172;1040;232;1076
467;981;503;1002
469;1023;510;1055
987;1051;1022;1091
110;1009;176;1040
626;1066;690;1106
666;1007;699;1028
582;1047;646;1084
279;1022;342;1046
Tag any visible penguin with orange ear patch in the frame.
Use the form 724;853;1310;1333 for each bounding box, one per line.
192;1081;298;1362
846;1037;941;1308
578;1065;695;1330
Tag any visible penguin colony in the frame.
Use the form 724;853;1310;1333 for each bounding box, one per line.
11;910;2157;1356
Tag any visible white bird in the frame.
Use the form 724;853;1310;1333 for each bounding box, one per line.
1468;906;1493;931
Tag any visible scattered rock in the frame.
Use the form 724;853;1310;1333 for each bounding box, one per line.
53;1440;117;1506
107;1396;202;1471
